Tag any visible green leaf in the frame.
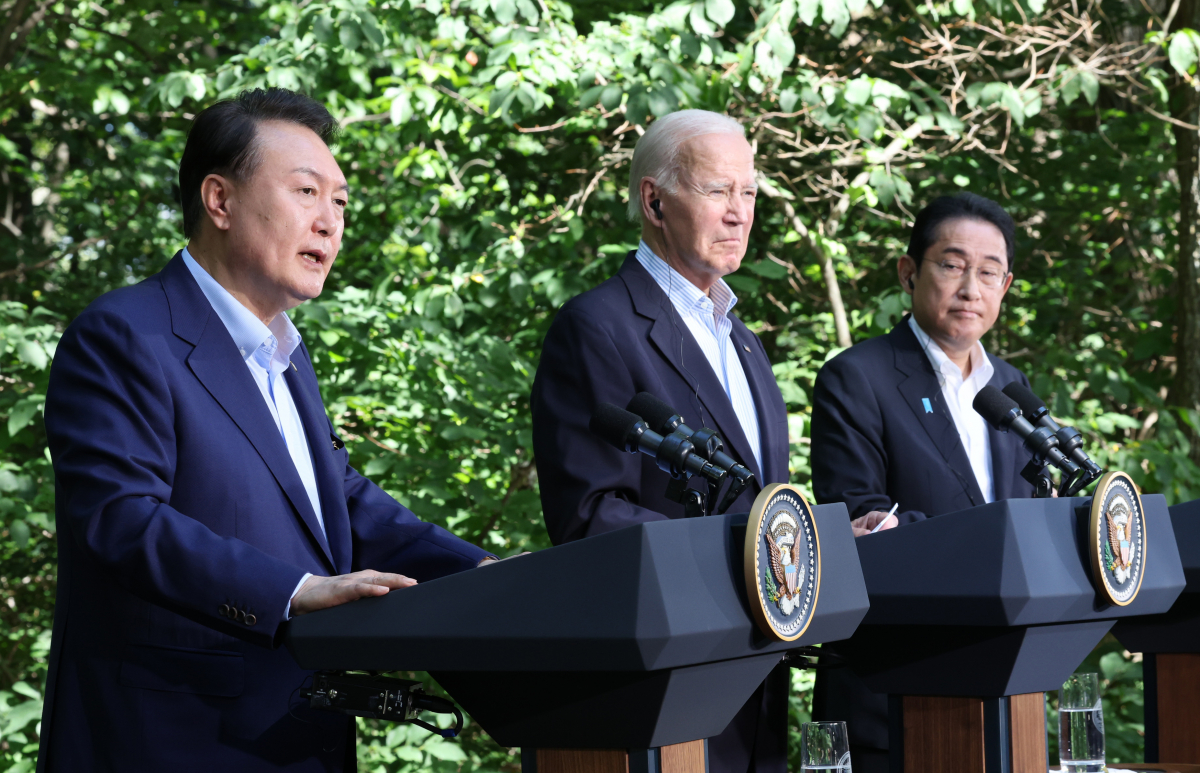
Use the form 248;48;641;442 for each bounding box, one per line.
1079;71;1099;105
705;0;736;27
17;340;47;370
689;3;716;36
798;0;820;25
599;83;623;111
10;519;30;548
1169;30;1200;75
843;77;872;106
358;12;386;48
313;13;335;43
7;400;39;437
493;0;519;25
339;18;363;50
425;740;467;761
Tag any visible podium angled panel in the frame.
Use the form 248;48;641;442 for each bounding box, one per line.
286;505;869;673
856;496;1182;627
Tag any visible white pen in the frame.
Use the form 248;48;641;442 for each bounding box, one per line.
870;502;900;534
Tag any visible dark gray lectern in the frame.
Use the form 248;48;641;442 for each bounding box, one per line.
1112;497;1200;764
286;504;869;773
838;495;1184;773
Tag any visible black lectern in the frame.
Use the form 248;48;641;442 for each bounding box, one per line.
839;495;1183;773
1112;497;1200;764
286;504;869;773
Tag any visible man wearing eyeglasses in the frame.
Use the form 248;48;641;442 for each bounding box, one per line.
807;193;1038;773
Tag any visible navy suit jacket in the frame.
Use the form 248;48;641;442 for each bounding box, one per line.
38;254;491;772
810;317;1036;524
531;254;791;773
531;254;790;544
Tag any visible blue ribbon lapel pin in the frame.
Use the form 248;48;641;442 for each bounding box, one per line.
922;397;933;414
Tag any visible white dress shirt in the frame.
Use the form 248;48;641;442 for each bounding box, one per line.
182;248;321;616
635;241;763;472
909;315;995;503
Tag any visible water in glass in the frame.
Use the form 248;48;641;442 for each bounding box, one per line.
1058;672;1105;773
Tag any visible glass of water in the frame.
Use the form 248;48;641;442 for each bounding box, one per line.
801;721;852;772
1059;672;1105;772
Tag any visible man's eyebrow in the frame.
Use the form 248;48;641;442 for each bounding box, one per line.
940;246;1005;265
291;167;350;192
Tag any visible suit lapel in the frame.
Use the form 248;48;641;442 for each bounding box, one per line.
891;321;984;507
284;351;352;574
162;255;337;571
731;322;786;487
986;362;1020;500
622;256;765;486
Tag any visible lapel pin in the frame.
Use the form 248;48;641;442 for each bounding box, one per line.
290;361;298;372
743;344;751;353
922;397;933;414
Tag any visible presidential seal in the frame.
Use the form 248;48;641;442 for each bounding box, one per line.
744;483;821;641
1088;471;1147;607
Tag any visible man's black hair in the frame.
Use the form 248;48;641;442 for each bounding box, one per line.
906;192;1016;272
179;88;338;238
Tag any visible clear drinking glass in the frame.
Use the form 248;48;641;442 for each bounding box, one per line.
1058;672;1105;772
801;721;852;772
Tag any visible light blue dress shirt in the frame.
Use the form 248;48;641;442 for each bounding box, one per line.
635;241;763;472
181;249;322;616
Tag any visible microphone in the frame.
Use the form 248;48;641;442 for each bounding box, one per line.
972;386;1081;477
1001;382;1104;480
589;403;727;485
625;392;755;485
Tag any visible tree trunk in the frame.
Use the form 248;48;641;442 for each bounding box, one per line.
1170;0;1200;463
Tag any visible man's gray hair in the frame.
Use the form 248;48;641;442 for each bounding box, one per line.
626;109;746;222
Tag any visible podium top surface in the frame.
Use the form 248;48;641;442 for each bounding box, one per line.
855;494;1184;627
285;504;870;672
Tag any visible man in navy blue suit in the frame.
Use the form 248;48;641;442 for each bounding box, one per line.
532;110;880;773
38;89;495;772
809;193;1038;772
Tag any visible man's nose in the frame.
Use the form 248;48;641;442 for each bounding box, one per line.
314;200;340;237
957;268;983;298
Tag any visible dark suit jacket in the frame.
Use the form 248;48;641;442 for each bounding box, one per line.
810;317;1035;524
532;254;790;542
38;254;491;772
531;254;791;773
808;317;1036;764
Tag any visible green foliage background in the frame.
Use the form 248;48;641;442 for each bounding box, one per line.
1;0;1196;769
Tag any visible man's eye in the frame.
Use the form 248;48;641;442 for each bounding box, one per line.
300;187;315;195
942;262;966;272
980;269;999;279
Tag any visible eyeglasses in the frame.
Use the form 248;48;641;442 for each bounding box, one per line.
929;260;1009;289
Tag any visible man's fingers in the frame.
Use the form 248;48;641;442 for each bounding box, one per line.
354;573;415;591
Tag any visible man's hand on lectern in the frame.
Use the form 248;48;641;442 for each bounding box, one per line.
290;570;416;617
851;511;897;538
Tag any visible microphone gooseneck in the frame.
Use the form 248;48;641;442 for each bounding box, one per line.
973;386;1082;495
625;392;757;513
590;402;727;486
1001;382;1104;489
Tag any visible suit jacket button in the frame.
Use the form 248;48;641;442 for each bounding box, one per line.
235;609;245;622
219;604;231;617
244;614;257;626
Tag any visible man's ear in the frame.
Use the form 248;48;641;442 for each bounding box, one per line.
898;254;918;295
639;178;663;227
199;173;235;232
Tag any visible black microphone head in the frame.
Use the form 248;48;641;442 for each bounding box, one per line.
590;403;643;452
972;386;1022;430
1002;382;1048;419
626;392;681;434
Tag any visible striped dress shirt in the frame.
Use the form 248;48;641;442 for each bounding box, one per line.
635;241;763;472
